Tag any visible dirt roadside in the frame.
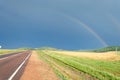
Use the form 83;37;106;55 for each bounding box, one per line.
20;51;60;80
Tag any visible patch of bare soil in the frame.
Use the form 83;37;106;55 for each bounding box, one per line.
20;51;60;80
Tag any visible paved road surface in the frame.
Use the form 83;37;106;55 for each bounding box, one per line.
0;51;31;80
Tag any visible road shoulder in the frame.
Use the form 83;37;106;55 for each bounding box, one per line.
20;51;59;80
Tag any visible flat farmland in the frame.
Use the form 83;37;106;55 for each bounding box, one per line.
0;49;23;54
37;50;120;80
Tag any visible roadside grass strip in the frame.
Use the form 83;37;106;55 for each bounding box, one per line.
37;50;70;80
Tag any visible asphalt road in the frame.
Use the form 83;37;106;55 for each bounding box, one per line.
0;51;31;80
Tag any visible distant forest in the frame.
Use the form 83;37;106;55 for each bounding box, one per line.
93;46;120;52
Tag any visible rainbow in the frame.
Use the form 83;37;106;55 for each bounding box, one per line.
63;14;108;47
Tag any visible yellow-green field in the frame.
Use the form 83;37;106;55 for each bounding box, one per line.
0;49;25;54
37;50;120;80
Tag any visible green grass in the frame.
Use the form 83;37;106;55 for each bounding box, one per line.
67;56;120;76
37;50;70;80
54;68;69;80
47;53;120;80
37;50;120;80
37;50;90;80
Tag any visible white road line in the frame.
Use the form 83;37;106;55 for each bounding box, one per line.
8;53;31;80
0;52;24;61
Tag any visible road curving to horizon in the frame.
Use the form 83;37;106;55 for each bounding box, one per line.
0;51;31;80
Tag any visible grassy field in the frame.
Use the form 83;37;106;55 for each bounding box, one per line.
0;49;25;54
37;50;120;80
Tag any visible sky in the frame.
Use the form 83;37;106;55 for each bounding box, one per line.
0;0;120;50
